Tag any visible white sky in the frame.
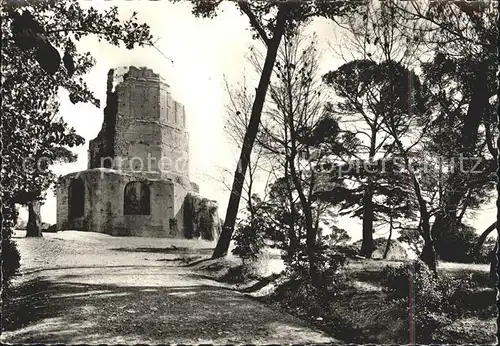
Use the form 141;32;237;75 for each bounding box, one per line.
17;1;496;241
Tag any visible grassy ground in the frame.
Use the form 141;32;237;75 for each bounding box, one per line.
198;256;497;344
331;259;497;344
1;230;334;344
3;231;496;344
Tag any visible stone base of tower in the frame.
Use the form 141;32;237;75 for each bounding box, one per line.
56;168;220;240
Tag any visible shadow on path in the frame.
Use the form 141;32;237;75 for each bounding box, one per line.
111;247;214;255
2;275;334;344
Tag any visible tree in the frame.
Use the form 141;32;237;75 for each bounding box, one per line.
325;0;497;275
387;0;498;275
215;74;273;221
322;0;429;259
173;0;362;258
21;146;83;237
1;0;153;291
415;4;497;260
323;60;421;258
256;33;357;286
471;221;496;260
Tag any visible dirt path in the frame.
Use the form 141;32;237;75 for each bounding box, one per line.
2;231;336;344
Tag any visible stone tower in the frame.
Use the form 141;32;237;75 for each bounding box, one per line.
56;66;220;240
88;66;190;181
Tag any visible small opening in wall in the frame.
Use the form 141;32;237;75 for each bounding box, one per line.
124;181;151;215
169;218;177;231
68;178;85;219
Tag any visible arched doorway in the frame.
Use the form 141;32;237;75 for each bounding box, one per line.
124;181;150;215
68;178;85;219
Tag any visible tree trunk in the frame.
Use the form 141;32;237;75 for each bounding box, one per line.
420;238;437;276
489;241;497;285
418;195;437;276
383;213;393;260
360;184;374;258
212;8;288;258
432;64;489;249
284;154;298;256
287;133;319;287
361;131;377;259
394;135;438;276
470;221;496;260
26;200;43;237
431;64;489;257
305;211;320;287
417;202;438;276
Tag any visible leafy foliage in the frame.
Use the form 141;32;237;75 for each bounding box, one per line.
381;259;479;343
270;239;348;320
232;209;266;264
189;0;362;259
1;204;21;300
1;0;153;291
176;0;362;40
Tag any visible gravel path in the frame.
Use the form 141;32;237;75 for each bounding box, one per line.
2;231;336;344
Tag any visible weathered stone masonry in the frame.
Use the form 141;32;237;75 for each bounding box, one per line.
57;66;221;240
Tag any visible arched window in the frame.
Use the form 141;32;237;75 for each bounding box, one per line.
124;181;150;215
68;178;85;219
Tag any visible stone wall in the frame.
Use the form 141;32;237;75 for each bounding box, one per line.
183;193;222;241
88;70;118;169
56;169;189;237
112;66;189;177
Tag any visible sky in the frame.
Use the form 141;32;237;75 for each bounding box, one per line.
17;1;497;242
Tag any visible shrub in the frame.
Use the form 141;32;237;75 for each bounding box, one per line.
232;212;268;279
1;203;21;299
272;240;349;320
1;239;21;296
219;265;247;283
333;244;359;259
475;238;496;264
435;224;494;264
271;277;329;318
232;220;265;263
381;260;445;342
381;260;440;306
381;260;478;343
435;273;475;317
271;267;348;320
282;239;347;285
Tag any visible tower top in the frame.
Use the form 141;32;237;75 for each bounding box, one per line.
107;66;170;94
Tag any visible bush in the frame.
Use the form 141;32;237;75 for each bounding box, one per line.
381;260;477;343
219;265;247;283
271;240;349;320
271;266;349;320
435;274;474;317
435;225;493;264
332;244;359;259
271;277;329;318
1;239;21;296
232;221;265;262
381;259;440;305
1;203;21;299
282;239;347;285
14;219;27;230
381;260;444;342
232;213;267;279
475;238;496;264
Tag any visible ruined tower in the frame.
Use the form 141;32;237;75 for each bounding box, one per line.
56;66;220;239
88;66;190;179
